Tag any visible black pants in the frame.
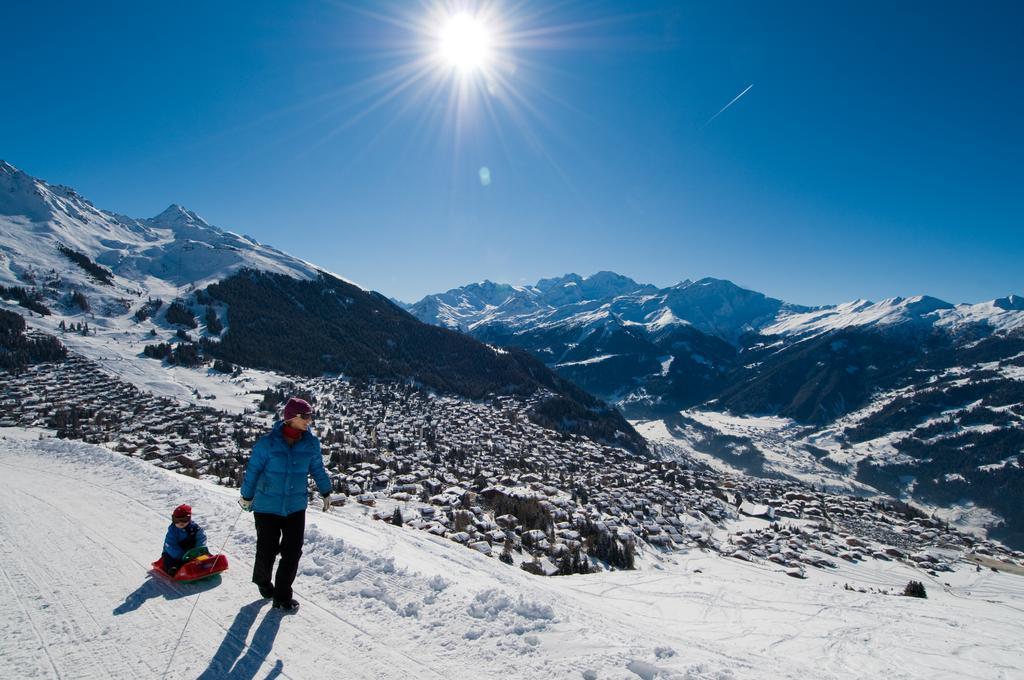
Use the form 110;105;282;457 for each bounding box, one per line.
161;552;182;575
252;510;306;602
161;531;198;575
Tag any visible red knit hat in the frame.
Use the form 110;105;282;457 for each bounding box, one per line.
172;504;192;519
282;397;313;421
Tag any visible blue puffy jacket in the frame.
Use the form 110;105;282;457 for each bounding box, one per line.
241;422;332;516
163;520;207;560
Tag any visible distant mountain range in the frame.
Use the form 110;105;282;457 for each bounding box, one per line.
406;271;1023;346
406;273;1024;547
404;272;1023;419
0;160;645;453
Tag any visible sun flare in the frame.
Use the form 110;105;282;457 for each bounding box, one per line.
296;1;593;167
439;13;491;73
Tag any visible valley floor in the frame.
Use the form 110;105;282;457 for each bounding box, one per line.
1;430;1022;680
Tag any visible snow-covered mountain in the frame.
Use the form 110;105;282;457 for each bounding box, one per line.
765;294;1024;338
0;160;644;452
410;274;1022;419
408;272;1023;427
406;271;658;334
3;158;1022;547
0;160;324;301
408;273;1024;416
408;272;809;342
410;274;1024;346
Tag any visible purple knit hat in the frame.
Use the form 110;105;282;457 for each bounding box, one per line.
282;397;313;421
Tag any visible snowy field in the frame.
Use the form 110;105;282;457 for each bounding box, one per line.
23;311;284;415
2;431;1023;680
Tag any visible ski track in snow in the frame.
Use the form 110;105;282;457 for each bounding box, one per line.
2;434;1024;679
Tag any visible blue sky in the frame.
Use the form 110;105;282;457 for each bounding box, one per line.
2;1;1021;305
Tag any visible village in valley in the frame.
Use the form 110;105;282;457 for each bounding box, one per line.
4;335;1021;583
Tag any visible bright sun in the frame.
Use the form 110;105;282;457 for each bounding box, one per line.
440;13;491;73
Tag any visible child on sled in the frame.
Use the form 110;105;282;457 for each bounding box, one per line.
161;504;208;576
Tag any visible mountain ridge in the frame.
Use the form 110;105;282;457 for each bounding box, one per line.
408;273;1023;344
0;159;326;292
0;160;646;454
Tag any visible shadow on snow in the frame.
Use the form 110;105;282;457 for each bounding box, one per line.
113;572;222;615
196;600;285;680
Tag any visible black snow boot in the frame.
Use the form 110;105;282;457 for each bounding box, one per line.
273;598;300;613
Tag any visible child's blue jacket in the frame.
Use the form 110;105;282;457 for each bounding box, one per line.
163;520;207;559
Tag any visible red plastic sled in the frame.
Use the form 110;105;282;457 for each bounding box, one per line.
152;546;229;582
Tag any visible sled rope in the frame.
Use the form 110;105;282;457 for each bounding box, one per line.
160;506;244;680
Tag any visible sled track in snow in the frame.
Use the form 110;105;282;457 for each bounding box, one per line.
8;485;286;680
5;437;1024;680
0;457;300;679
0;546;63;678
0;486;179;678
0;454;450;679
0;457;461;676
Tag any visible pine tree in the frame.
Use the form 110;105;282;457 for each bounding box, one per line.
903;580;927;598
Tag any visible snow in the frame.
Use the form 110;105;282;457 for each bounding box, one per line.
683;412;797;436
765;295;1024;338
637;410;898;494
0;161;360;311
632;419;748;475
5;433;1024;679
1001;362;1024;381
978;457;1022;472
646;307;686;331
929;503;1004;539
21;311;282;414
555;354;618;368
18;155;993;352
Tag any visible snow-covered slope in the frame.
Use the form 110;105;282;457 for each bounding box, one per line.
4;431;1023;680
0;160;326;302
765;295;1024;338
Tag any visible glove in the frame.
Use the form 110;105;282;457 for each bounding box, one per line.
321;493;331;513
239;497;253;512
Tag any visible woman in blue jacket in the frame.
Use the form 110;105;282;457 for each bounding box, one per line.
239;397;332;612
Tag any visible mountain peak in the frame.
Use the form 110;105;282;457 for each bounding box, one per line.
0;160;56;221
0;160;35;187
584;270;636;285
993;294;1024;311
693;277;738;289
151;203;210;227
535;273;584;291
903;295;954;312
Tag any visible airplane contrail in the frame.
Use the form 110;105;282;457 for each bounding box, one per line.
703;83;754;128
